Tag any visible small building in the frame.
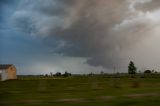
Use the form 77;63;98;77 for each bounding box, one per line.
0;64;17;81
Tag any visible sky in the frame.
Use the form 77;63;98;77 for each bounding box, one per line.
1;0;160;75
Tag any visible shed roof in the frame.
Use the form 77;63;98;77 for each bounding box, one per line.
0;64;13;69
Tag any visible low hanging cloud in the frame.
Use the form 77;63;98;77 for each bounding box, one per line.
11;0;160;70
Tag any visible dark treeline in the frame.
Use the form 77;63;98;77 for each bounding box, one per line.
17;73;160;79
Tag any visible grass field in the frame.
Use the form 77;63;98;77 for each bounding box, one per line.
1;74;160;106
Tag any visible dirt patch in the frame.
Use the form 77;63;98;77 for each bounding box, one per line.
97;96;114;101
56;98;86;103
124;93;160;98
0;100;43;105
17;100;43;105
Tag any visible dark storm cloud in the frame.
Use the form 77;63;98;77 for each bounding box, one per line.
136;0;160;12
0;0;10;19
0;0;18;26
11;0;160;70
0;0;13;5
0;0;18;11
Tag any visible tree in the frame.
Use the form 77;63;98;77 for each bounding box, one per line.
144;70;151;74
55;72;62;77
100;71;104;75
50;72;53;76
128;61;137;74
63;71;71;77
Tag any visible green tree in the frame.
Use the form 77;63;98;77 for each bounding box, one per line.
63;71;71;77
144;70;151;74
128;61;137;74
55;72;62;77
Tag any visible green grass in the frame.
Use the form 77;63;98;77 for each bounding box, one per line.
1;75;160;106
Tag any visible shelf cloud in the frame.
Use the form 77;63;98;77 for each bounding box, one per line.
10;0;160;69
1;0;160;74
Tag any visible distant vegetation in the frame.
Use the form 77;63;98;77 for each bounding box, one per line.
144;70;152;74
17;61;160;79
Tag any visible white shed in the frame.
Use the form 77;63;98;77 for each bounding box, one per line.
0;64;17;81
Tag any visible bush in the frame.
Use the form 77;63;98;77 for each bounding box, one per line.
55;72;62;77
63;71;71;77
144;70;152;74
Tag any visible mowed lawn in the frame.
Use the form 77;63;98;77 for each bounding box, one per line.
1;75;160;106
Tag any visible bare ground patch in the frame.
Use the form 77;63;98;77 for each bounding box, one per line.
124;93;160;98
97;96;115;101
56;98;86;103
